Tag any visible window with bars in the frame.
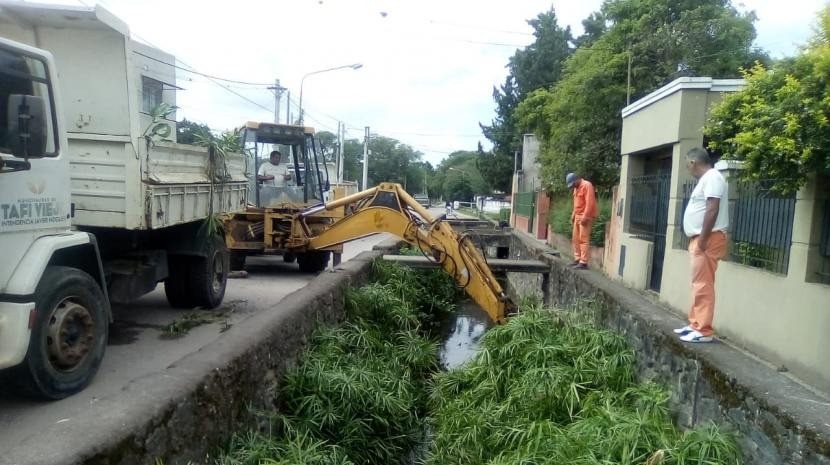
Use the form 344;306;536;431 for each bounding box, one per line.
677;178;796;274
141;76;163;114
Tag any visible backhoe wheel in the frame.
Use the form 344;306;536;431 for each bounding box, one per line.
187;237;229;309
164;255;192;309
9;266;108;399
297;251;330;273
282;252;296;263
230;251;246;271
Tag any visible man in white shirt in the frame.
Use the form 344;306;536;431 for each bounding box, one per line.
257;150;291;187
674;147;729;343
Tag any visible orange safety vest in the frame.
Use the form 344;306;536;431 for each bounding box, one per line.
573;179;598;219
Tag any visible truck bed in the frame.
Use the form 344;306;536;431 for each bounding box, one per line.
70;135;248;230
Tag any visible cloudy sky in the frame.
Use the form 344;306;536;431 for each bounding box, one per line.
46;0;827;166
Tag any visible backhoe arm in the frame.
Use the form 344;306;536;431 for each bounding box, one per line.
295;183;512;323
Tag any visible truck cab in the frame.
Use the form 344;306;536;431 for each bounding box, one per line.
0;37;110;399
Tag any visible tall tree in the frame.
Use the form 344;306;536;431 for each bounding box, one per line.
475;141;514;194
706;6;830;194
176;119;212;145
433;151;490;200
315;130;338;163
516;0;766;192
342;138;363;183
366;136;424;190
480;8;575;192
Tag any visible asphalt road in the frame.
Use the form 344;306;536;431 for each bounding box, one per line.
0;234;391;460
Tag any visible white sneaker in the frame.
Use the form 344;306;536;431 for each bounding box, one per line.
679;330;713;343
673;325;693;335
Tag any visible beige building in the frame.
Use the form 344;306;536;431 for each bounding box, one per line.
608;77;830;393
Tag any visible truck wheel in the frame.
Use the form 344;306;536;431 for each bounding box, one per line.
230;251;246;271
10;266;108;399
297;251;330;273
164;256;192;309
283;251;296;263
188;237;229;308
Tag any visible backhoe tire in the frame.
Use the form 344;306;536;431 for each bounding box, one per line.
229;251;246;271
8;266;108;400
187;237;229;309
297;251;330;273
282;252;296;263
164;255;193;309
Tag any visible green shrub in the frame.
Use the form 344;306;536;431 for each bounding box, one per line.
548;194;612;248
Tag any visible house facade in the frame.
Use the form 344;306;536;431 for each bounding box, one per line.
608;77;830;392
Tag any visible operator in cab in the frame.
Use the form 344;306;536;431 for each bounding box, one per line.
257;150;292;187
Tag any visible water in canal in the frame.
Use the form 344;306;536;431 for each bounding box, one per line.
438;301;493;369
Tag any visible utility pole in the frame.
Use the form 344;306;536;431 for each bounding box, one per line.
362;126;369;190
337;122;345;183
626;48;632;105
267;79;286;124
335;121;341;183
285;90;291;125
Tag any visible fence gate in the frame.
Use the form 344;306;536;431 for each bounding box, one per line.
514;191;537;234
629;172;671;291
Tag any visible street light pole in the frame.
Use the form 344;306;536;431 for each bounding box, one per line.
298;63;363;125
362;126;369;190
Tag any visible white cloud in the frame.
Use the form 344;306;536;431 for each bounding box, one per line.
41;0;825;166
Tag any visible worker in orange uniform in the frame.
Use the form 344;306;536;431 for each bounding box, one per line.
674;147;729;343
567;172;597;270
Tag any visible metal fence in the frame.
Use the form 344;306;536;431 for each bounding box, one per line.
628;173;670;240
729;180;796;275
677;178;796;275
819;199;830;284
514;191;536;218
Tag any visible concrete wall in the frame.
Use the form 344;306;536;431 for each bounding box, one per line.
132;40;177;139
519;133;540;192
504;232;830;465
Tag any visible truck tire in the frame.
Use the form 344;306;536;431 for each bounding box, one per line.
164;255;193;309
9;266;108;399
187;237;229;308
229;251;246;271
297;251;330;273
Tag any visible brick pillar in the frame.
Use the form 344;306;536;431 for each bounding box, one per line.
535;191;550;240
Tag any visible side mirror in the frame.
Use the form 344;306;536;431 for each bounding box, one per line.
7;94;47;158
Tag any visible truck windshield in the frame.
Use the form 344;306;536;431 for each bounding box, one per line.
0;45;57;157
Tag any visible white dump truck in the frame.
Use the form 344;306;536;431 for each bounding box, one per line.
0;2;247;398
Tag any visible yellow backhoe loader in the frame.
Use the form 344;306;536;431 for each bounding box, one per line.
223;122;512;323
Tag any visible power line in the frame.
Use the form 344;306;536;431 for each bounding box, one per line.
132;51;272;86
428;19;533;37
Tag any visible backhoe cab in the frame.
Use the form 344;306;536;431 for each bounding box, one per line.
223;122;344;272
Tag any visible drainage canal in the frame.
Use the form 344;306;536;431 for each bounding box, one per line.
166;260;742;465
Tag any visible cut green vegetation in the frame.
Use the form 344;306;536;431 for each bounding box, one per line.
161;309;234;339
